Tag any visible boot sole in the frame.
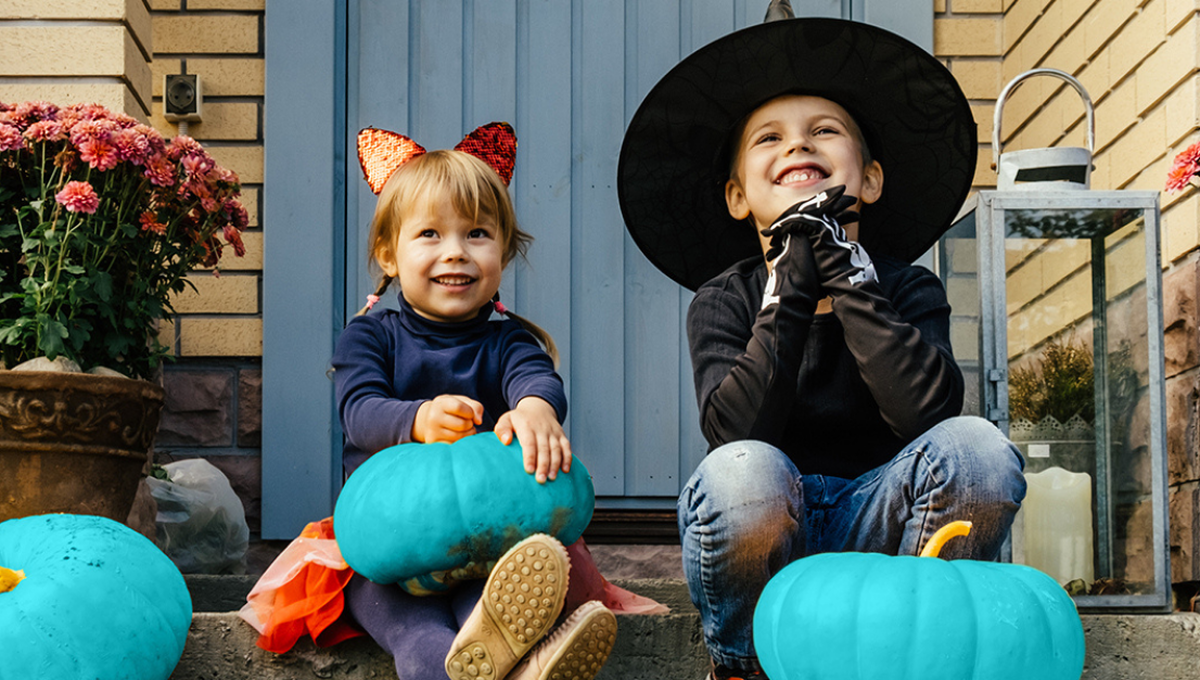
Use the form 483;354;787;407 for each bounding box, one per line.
445;534;571;680
519;601;618;680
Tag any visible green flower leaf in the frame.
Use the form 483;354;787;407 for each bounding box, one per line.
37;316;68;358
92;272;113;302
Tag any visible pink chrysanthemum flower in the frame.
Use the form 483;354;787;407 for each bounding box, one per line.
69;119;118;147
0;102;11;112
168;135;204;161
181;153;214;180
1166;163;1196;194
112;128;151;165
58;103;105;130
139;211;167;235
215;166;239;186
1166;142;1200;193
110;112;139;129
78;137;120;171
223;224;247;257
0;123;25;151
12;101;59;128
134;124;167;156
23;120;65;142
143;154;176;187
225;200;249;229
55;180;100;214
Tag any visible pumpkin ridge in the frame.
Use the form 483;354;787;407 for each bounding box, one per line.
1013;565;1083;677
4;574;89;679
944;559;984;679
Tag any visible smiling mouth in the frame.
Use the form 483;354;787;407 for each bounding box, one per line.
432;275;476;286
776;166;828;184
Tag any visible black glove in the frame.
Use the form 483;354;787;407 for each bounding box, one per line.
760;185;875;291
759;185;860;262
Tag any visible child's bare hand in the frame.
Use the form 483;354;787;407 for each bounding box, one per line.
494;397;572;483
413;394;484;444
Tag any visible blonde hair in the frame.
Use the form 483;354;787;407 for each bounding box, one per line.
358;150;558;365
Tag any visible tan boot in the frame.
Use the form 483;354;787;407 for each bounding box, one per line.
445;534;570;680
507;601;618;680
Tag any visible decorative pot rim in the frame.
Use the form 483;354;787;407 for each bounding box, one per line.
0;370;164;402
0;370;165;454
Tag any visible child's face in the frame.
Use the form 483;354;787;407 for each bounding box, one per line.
377;198;504;324
724;95;884;253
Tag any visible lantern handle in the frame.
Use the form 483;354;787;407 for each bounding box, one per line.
993;68;1095;169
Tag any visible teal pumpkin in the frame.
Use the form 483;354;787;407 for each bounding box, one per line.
0;513;193;680
753;527;1085;680
333;432;594;588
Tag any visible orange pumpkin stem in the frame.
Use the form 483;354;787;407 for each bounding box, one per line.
0;565;25;593
919;520;973;558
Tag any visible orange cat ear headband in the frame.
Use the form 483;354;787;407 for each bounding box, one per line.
356;122;517;194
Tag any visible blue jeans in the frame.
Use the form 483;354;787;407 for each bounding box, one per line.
676;416;1026;671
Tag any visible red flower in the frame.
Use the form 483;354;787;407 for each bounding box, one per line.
1166;141;1200;194
139;211;167;235
1166;163;1196;194
55;181;100;214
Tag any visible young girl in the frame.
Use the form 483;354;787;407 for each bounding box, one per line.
331;126;620;680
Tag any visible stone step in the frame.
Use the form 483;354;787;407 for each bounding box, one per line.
173;575;1200;680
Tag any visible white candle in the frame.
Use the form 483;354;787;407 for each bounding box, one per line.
1017;466;1095;586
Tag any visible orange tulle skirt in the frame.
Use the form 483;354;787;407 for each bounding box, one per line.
239;518;668;654
239;518;364;653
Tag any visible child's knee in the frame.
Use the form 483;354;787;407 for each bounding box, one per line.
688;440;796;500
680;441;800;535
919;416;1025;502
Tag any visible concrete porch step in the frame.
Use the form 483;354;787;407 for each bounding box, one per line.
173;575;1200;680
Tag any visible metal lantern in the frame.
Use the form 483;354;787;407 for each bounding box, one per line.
940;69;1169;612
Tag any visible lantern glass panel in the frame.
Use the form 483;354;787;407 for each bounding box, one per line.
1000;207;1156;598
940;213;984;418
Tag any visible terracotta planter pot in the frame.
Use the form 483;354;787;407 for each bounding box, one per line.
0;371;164;522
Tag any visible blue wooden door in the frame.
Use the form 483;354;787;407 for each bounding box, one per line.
262;0;932;536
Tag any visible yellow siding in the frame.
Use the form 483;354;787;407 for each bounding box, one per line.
179;318;262;356
152;14;258;53
171;275;259;314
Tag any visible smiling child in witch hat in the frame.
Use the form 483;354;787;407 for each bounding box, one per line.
618;10;1027;680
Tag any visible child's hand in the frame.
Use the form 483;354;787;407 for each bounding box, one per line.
494;397;572;484
413;394;484;444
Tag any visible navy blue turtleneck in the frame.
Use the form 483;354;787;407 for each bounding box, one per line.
331;295;567;477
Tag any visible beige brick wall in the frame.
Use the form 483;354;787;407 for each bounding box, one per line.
151;2;264;358
0;0;152;118
937;2;1004;189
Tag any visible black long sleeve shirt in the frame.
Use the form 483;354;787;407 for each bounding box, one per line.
687;251;963;480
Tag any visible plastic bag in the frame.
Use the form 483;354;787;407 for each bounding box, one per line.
147;458;249;574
